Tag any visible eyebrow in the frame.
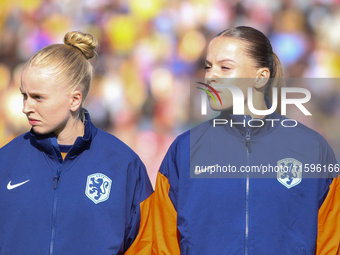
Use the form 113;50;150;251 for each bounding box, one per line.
205;59;236;65
19;88;48;97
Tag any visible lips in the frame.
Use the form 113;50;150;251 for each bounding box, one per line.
196;81;223;106
206;82;221;93
28;118;40;125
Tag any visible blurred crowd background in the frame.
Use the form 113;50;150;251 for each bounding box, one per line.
1;0;340;185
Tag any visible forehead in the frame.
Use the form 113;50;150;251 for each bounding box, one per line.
206;37;249;61
21;67;57;92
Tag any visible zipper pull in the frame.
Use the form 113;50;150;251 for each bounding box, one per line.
53;174;60;190
245;130;252;153
245;115;252;153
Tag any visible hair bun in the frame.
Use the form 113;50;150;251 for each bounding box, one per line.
64;31;98;60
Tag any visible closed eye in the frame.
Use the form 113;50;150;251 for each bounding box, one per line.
21;93;27;100
33;95;43;100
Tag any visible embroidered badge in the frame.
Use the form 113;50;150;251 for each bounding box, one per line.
85;173;112;204
277;158;302;189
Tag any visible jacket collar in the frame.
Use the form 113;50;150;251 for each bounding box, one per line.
29;109;98;160
214;96;283;140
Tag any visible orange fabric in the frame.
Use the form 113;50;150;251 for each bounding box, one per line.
316;177;340;255
61;152;67;160
152;172;180;255
125;194;153;255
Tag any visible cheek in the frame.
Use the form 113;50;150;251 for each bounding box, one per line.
51;96;70;109
230;79;255;99
41;99;70;119
44;110;71;130
219;89;234;105
207;89;234;111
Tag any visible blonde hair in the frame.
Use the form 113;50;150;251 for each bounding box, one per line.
26;31;98;107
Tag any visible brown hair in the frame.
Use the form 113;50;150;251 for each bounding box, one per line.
215;26;284;113
26;31;98;117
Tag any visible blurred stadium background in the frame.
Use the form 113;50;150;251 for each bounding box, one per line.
1;0;340;185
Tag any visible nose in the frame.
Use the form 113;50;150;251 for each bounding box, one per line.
205;70;215;79
22;98;34;115
204;66;219;83
204;74;218;86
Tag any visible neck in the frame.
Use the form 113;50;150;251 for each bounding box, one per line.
244;90;268;119
55;118;84;145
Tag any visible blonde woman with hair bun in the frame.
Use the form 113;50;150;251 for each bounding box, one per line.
0;31;153;254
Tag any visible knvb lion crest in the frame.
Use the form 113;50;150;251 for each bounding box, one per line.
85;173;112;204
277;158;302;189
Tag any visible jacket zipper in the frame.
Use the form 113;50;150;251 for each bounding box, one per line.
50;163;62;255
245;153;249;255
245;116;252;255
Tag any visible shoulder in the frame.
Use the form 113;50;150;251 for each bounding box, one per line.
0;132;31;153
275;117;336;169
0;132;33;166
278;117;331;148
173;120;214;148
162;120;215;168
92;129;142;163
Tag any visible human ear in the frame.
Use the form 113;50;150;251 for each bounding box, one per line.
69;89;83;112
254;68;270;89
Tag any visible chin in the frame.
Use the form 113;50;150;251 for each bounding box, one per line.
209;99;232;112
31;126;50;135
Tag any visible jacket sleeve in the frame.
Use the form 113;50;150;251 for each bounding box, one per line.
316;176;340;255
316;141;340;255
152;139;181;255
124;157;154;255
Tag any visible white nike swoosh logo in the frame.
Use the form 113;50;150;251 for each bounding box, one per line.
7;180;30;190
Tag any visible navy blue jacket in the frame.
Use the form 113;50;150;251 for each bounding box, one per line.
152;110;339;255
0;111;153;255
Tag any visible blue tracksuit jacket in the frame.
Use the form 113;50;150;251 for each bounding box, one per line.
152;110;340;255
0;111;153;255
